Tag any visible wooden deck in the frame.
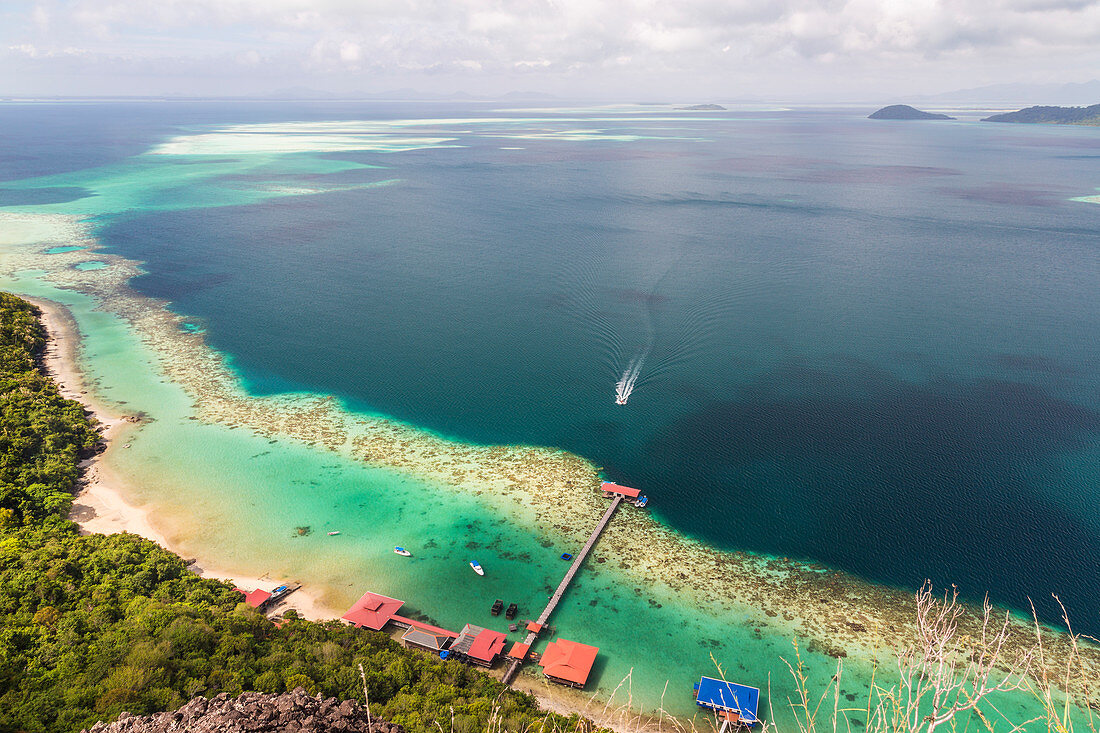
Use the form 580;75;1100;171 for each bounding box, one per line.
501;494;623;684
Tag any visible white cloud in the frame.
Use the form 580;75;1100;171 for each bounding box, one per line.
2;0;1100;97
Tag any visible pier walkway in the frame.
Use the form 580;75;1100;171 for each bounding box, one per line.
501;494;624;684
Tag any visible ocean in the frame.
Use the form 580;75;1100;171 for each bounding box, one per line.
1;101;1098;724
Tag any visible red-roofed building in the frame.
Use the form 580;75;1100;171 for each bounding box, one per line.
601;482;640;498
393;616;458;639
451;624;507;667
468;629;507;666
401;626;454;653
341;592;405;631
507;642;531;660
539;639;599;689
235;587;272;609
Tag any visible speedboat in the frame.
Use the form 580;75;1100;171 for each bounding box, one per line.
615;396;627;405
394;546;412;557
470;560;484;575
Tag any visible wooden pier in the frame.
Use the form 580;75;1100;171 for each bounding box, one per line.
501;494;624;685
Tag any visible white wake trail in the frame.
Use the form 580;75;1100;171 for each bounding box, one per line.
614;348;649;405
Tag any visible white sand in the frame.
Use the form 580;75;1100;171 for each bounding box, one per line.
29;295;343;622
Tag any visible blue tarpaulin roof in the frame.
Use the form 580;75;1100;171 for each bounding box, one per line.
696;676;760;724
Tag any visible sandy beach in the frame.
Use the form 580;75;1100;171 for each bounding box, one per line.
30;295;345;622
30;292;621;728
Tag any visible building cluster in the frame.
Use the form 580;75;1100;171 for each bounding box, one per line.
341;591;599;689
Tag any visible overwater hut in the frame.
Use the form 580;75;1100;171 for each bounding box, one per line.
601;482;640;498
600;482;648;506
694;676;760;729
506;642;531;661
538;639;599;689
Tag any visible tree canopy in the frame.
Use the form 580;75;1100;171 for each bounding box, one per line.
0;292;588;733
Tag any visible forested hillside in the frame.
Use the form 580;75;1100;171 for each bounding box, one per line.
0;292;584;733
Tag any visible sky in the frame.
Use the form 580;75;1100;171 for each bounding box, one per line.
2;0;1100;101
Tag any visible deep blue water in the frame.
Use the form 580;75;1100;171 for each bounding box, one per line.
5;102;1100;632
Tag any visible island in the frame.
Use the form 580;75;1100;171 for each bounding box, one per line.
982;103;1100;126
868;104;954;120
675;103;726;111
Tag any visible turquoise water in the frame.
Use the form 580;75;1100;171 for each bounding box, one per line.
1;102;1097;725
0;272;869;725
73;260;107;270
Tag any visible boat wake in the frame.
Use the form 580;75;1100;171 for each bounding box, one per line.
614;347;649;405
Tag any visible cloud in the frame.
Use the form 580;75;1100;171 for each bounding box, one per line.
3;0;1100;96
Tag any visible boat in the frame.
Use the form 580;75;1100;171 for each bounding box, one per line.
505;603;518;620
615;397;627;405
470;561;484;575
491;599;504;616
328;531;341;536
394;547;412;556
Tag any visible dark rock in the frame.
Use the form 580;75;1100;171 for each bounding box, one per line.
80;690;395;733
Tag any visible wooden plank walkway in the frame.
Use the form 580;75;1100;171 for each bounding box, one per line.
501;494;624;685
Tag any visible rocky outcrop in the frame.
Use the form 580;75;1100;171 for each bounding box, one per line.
82;688;405;733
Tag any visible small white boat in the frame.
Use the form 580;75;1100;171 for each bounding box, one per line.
328;531;341;536
394;546;411;557
470;560;484;575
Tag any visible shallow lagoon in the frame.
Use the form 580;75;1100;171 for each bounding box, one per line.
2;102;1099;725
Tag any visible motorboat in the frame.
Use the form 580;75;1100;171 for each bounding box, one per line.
327;531;341;536
394;546;412;556
470;560;484;575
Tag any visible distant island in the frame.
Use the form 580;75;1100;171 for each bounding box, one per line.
675;103;726;111
982;103;1100;126
868;104;954;120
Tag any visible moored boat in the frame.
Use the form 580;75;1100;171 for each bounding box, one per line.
470;560;484;575
394;546;412;556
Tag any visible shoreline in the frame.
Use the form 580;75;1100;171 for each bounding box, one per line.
2;208;1097;722
29;292;628;730
30;295;346;623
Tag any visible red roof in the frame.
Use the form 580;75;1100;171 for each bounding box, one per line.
507;642;531;660
235;588;272;609
526;621;543;633
393;614;459;638
342;592;404;630
467;628;507;662
539;639;599;687
601;482;640;498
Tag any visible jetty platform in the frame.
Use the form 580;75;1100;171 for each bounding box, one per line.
502;482;642;685
340;481;647;686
